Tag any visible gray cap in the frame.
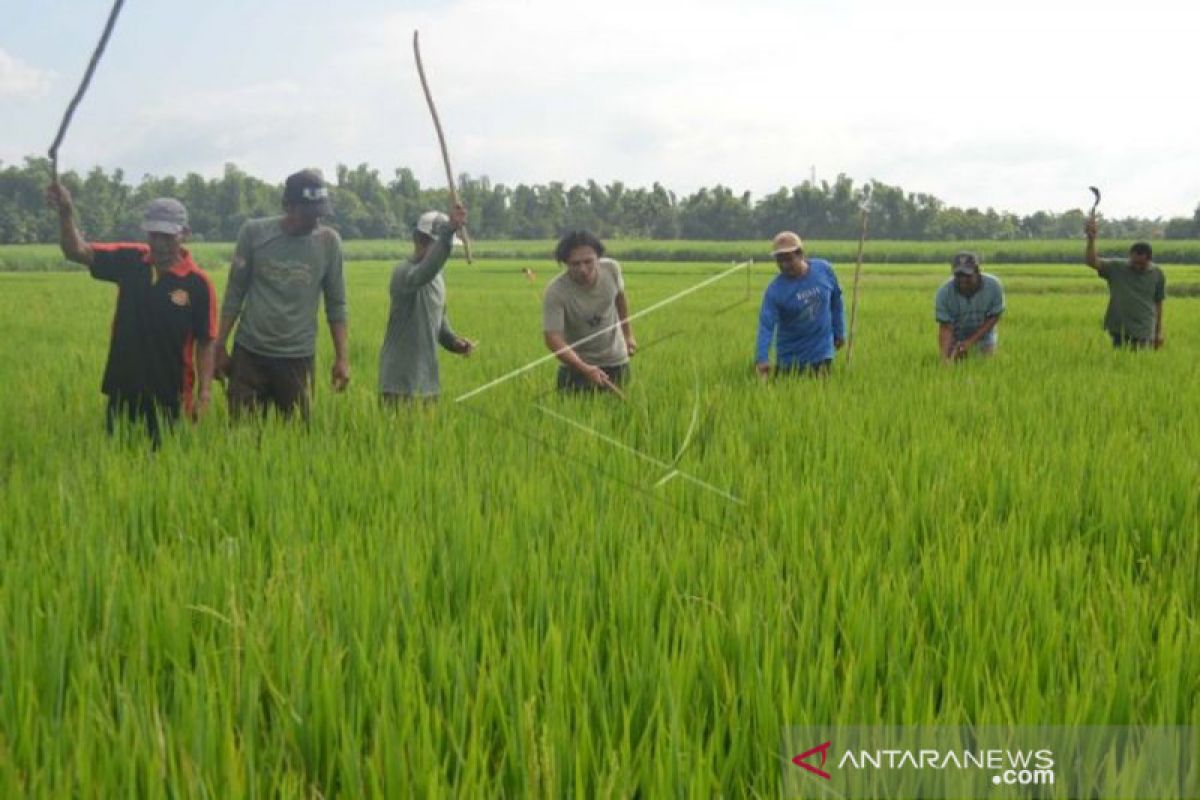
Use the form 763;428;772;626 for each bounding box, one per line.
951;251;980;275
141;198;188;235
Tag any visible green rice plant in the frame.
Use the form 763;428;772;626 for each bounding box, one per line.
0;256;1197;796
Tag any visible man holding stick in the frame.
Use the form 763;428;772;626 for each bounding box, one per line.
46;182;216;447
1084;220;1165;350
542;231;636;394
755;231;844;378
379;203;476;404
215;169;349;419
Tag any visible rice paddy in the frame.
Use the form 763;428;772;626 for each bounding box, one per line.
1;249;1198;796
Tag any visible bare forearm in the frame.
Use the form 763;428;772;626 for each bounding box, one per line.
938;325;955;358
964;316;999;346
330;321;349;363
1155;303;1163;340
1085;237;1099;270
195;341;215;396
615;292;633;340
57;210;92;265
545;332;590;372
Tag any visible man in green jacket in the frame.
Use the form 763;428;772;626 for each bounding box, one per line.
1085;219;1165;349
378;203;475;403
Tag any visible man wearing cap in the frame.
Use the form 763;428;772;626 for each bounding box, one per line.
378;203;475;403
1084;220;1165;349
935;252;1005;362
542;230;636;394
215;169;349;419
45;182;217;446
755;231;844;378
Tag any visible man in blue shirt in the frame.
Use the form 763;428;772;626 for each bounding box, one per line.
755;231;845;378
934;252;1005;361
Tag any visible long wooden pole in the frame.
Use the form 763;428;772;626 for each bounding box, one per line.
845;204;870;365
48;0;126;179
413;30;473;264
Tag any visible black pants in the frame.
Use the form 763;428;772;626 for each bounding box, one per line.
775;359;833;377
105;394;180;449
556;363;630;394
1110;333;1152;350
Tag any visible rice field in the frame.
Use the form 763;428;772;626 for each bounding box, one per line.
7;238;1200;273
1;251;1198;796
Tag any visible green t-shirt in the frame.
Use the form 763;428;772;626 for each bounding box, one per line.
1097;258;1165;340
221;216;348;358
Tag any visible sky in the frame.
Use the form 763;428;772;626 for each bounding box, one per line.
2;0;1198;219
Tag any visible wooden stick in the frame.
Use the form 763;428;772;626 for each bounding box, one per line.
48;0;126;179
413;30;473;264
845;204;870;365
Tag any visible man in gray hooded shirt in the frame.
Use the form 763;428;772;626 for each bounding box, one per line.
379;202;475;402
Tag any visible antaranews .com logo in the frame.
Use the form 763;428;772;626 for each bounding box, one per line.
792;739;1055;787
780;726;1196;799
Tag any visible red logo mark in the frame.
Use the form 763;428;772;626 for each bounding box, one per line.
792;741;832;780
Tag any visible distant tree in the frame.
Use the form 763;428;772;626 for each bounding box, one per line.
0;155;1189;243
1163;217;1195;239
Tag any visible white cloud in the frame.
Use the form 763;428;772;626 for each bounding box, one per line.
5;0;1197;218
328;0;1200;217
0;47;51;99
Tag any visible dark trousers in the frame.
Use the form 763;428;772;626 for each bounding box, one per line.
775;359;833;377
105;394;180;449
1110;332;1152;350
227;345;314;420
556;363;630;394
380;393;438;408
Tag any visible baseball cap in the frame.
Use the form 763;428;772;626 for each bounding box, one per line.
141;198;189;235
951;251;981;275
414;210;463;245
415;210;449;238
283;169;333;215
771;231;804;256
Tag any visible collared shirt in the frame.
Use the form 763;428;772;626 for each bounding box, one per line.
935;273;1005;345
90;243;217;408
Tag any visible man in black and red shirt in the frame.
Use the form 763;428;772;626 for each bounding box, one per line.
47;182;217;446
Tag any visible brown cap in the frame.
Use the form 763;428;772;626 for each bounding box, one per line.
771;231;804;256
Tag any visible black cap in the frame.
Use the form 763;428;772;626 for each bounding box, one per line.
283;169;333;216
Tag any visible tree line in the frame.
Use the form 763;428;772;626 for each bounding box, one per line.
2;156;1198;244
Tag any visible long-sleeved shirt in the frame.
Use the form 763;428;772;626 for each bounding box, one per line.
220;216;348;358
378;224;460;396
755;258;844;366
